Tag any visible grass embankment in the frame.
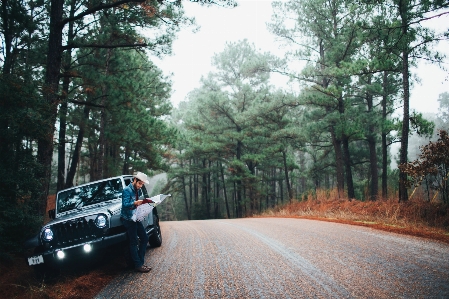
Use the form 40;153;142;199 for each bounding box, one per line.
1;191;448;299
261;189;449;244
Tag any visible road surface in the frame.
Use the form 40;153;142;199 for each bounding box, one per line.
95;218;449;299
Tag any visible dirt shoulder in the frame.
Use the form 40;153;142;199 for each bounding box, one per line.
274;215;449;244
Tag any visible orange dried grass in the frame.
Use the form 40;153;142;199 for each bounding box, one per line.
262;188;449;239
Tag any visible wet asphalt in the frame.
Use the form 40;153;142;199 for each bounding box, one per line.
95;218;449;299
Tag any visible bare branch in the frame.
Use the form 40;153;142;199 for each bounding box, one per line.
62;43;147;51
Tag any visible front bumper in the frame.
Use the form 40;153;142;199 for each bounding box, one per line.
27;232;127;267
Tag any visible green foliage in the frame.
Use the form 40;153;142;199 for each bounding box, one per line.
0;73;45;257
166;40;298;218
0;0;208;253
72;42;174;178
0;199;42;257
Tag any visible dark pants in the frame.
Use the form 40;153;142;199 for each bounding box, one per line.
121;218;149;269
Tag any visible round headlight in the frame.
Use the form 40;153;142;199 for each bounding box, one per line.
42;228;53;241
95;215;107;228
56;250;65;259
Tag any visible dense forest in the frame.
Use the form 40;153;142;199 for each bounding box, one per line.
0;0;448;259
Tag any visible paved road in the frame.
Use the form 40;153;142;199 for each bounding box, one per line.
95;218;449;299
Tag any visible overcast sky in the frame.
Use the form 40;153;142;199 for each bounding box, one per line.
153;0;449;114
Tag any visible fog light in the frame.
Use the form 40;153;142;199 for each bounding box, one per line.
56;250;65;259
83;243;92;253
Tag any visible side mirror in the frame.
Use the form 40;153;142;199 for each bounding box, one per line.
48;209;55;220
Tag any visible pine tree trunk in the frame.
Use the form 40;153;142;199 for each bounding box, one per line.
1;0;12;161
271;167;276;206
180;158;191;220
65;106;90;188
38;0;64;217
330;127;345;197
194;163;198;203
220;162;231;219
214;163;220;218
122;147;130;175
366;77;378;200
398;2;410;202
382;71;389;199
57;75;69;191
368;134;378;200
202;159;210;218
189;159;193;209
95;49;111;180
56;0;76;192
236;139;243;217
282;150;293;202
342;135;355;199
182;174;191;220
279;173;284;204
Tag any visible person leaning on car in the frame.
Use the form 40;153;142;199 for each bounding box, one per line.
121;171;151;273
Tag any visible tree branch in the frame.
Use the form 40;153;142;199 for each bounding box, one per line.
70;99;107;108
62;0;146;26
62;43;147;51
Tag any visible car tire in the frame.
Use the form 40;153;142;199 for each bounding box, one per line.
149;213;162;247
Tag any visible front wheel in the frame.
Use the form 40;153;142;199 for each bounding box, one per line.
148;213;162;247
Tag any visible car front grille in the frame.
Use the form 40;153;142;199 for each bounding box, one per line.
51;217;104;247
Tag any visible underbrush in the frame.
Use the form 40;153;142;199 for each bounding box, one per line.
0;247;128;299
262;189;449;242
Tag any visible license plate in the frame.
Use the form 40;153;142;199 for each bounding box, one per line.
28;255;44;266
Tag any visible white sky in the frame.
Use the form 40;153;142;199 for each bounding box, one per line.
153;0;449;114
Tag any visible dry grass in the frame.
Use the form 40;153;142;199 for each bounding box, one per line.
0;249;129;299
260;189;449;244
1;190;448;299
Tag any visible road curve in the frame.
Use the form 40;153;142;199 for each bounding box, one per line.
95;218;449;299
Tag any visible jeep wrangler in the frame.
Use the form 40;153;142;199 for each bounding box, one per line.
24;175;165;275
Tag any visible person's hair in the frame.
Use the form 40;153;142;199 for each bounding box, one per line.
134;177;142;183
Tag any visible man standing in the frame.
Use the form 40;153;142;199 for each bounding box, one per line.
121;172;151;273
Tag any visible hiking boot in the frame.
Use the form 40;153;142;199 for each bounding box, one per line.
135;265;151;273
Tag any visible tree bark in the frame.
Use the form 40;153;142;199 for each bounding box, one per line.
235;138;243;217
180;158;191;220
65;106;90;188
37;0;64;217
122;147;130;174
94;48;111;181
57;0;76;192
220;162;231;219
381;71;389;199
398;0;410;202
342;135;355;199
202;159;210;218
282;150;293;202
366;75;378;200
330;127;345;197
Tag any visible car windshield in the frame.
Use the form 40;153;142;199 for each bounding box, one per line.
57;178;123;213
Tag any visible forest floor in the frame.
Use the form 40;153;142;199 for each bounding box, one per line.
1;191;448;299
